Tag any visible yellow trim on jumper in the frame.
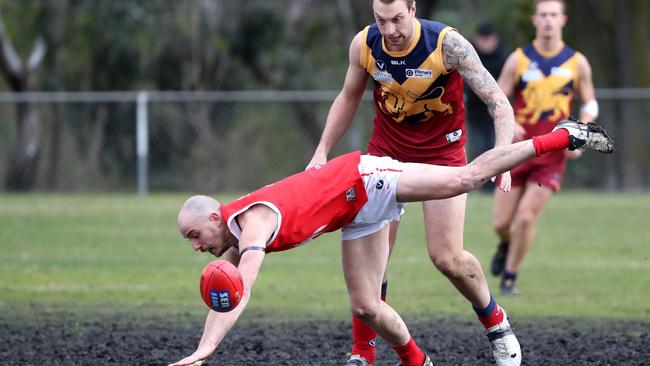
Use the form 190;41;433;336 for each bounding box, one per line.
381;19;422;57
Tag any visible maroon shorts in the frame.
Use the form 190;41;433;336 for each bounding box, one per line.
510;153;567;192
366;143;467;167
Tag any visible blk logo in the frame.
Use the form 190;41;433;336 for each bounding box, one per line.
376;179;384;190
376;60;386;70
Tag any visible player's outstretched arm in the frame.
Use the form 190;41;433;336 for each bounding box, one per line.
496;51;519;100
566;53;597;160
497;52;527;142
307;31;369;169
169;248;265;366
577;53;596;122
169;207;275;366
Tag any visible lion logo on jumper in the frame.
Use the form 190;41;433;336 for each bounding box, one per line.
378;85;452;124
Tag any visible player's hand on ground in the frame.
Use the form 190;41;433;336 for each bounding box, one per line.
493;171;512;192
565;149;583;160
168;345;214;366
168;355;205;366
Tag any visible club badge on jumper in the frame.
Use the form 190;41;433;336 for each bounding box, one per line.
550;66;572;78
446;129;463;143
405;68;433;78
345;187;357;201
372;60;393;83
522;61;543;82
372;70;393;83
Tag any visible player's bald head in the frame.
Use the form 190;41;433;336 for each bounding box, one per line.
178;195;221;227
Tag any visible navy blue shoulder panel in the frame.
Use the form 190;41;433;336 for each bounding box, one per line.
418;19;448;48
366;23;382;55
522;43;576;76
366;19;449;84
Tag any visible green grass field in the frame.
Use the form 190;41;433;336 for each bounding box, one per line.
1;192;649;324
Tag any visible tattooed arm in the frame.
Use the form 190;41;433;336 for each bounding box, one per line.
442;30;514;191
442;30;515;147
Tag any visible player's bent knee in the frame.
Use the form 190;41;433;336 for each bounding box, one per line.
493;219;511;234
514;213;537;230
350;301;380;322
430;255;462;278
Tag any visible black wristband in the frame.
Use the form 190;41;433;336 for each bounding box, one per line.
239;245;266;256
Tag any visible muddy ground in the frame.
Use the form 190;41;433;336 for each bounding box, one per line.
1;315;648;365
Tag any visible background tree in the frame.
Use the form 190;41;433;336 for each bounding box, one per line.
0;8;46;190
0;0;646;191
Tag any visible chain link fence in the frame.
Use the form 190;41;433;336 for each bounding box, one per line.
0;89;648;193
0;91;374;193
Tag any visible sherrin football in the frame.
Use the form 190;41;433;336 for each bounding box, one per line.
200;260;244;312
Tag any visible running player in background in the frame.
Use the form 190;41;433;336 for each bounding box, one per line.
306;1;517;364
490;0;599;296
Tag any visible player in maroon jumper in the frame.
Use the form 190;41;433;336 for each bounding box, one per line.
306;0;517;364
490;0;599;296
169;120;613;366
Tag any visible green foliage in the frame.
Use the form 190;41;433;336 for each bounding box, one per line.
0;1;42;55
0;0;645;91
435;0;533;47
0;1;647;192
1;192;648;323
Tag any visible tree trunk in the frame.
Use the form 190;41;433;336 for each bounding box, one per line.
5;105;42;191
42;1;68;190
0;12;47;190
614;1;634;189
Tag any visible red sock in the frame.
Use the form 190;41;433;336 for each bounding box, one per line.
477;304;505;329
532;128;569;156
392;337;425;366
351;284;388;363
352;316;377;363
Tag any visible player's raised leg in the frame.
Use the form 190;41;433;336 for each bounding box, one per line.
396;140;537;202
556;117;614;152
396;119;613;202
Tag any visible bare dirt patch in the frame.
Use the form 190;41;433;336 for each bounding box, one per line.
1;315;648;365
